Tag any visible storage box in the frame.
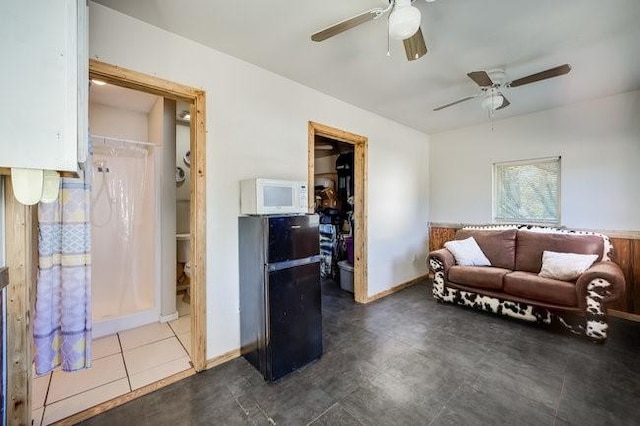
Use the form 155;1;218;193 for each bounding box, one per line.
321;198;337;209
338;260;354;293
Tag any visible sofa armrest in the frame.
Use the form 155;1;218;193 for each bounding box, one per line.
576;261;626;309
427;248;455;275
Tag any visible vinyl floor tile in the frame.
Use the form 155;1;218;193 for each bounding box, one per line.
118;322;174;351
80;280;640;426
123;337;188;375
32;373;51;410
47;354;126;404
92;334;121;360
32;407;44;426
43;378;130;425
168;315;191;335
309;403;362;425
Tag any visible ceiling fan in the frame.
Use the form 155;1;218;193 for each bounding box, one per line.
434;64;572;112
311;0;435;61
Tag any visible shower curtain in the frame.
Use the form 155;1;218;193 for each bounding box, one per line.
34;170;92;374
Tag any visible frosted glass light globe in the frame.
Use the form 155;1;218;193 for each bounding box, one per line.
482;94;504;110
388;5;421;40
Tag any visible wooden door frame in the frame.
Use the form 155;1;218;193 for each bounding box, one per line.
89;60;207;371
3;178;37;426
308;121;368;303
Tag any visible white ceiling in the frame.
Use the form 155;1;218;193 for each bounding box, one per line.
90;81;160;113
92;0;640;134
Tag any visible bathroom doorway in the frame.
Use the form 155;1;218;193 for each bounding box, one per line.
30;63;207;425
87;60;207;374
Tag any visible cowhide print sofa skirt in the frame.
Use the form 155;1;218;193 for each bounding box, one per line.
427;225;626;341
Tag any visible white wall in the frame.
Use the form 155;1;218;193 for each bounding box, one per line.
89;102;148;141
429;90;640;231
148;98;178;319
176;112;191;234
89;3;430;359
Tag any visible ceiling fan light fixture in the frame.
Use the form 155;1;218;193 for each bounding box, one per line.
481;93;504;110
388;2;421;40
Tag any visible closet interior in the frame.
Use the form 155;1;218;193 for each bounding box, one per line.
313;136;355;296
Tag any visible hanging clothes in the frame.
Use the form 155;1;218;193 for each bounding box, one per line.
319;223;338;279
33;167;92;374
335;152;354;212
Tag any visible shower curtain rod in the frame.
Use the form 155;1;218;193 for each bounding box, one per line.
91;134;156;147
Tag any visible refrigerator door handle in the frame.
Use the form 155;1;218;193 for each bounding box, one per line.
267;255;321;272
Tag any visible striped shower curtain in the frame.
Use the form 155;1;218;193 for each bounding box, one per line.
34;170;92;374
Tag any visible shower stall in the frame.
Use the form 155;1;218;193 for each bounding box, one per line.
91;137;160;338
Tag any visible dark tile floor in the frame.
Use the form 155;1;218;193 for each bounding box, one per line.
81;279;640;426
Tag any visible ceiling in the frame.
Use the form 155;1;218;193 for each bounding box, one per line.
89;83;191;124
90;81;160;113
93;0;640;134
314;135;354;158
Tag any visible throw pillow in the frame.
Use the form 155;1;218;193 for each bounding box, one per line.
444;237;491;266
538;251;598;281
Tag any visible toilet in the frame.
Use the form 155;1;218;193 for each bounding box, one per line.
176;233;192;279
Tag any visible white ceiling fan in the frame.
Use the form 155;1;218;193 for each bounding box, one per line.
434;64;573;112
311;0;436;61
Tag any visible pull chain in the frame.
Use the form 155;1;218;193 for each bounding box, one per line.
387;16;391;56
489;91;495;131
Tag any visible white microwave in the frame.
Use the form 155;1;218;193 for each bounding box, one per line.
240;178;308;215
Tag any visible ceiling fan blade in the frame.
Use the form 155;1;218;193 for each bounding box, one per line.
403;28;427;61
496;96;510;110
311;9;379;42
467;71;493;87
433;95;477;111
508;64;572;88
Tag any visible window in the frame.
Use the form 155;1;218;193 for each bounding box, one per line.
493;157;560;225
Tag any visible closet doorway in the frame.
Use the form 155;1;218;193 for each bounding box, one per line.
307;122;368;303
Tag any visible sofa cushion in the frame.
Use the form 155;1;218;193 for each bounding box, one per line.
445;237;491;266
503;271;577;307
539;251;598;281
455;229;517;270
448;266;511;290
515;230;604;274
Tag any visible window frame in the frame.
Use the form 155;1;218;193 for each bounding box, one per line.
492;156;561;226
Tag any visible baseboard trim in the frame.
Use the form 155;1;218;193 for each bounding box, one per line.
206;348;242;370
608;309;640;322
159;311;179;323
366;274;428;303
52;368;196;425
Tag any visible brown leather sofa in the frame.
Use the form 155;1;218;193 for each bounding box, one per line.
427;226;625;340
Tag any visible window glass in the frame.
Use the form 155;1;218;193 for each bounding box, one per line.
494;157;560;224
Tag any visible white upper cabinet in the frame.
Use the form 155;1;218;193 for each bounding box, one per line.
0;0;88;172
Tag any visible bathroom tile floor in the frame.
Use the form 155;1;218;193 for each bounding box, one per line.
32;304;193;426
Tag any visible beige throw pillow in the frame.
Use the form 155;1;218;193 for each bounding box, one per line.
538;251;598;281
444;237;491;266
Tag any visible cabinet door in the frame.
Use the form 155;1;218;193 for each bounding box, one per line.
0;0;87;172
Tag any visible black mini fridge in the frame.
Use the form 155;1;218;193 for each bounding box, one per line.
239;214;322;381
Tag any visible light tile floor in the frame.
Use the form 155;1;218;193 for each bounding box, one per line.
32;303;193;426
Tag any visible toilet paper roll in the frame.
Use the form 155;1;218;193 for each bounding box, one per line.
11;168;44;206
